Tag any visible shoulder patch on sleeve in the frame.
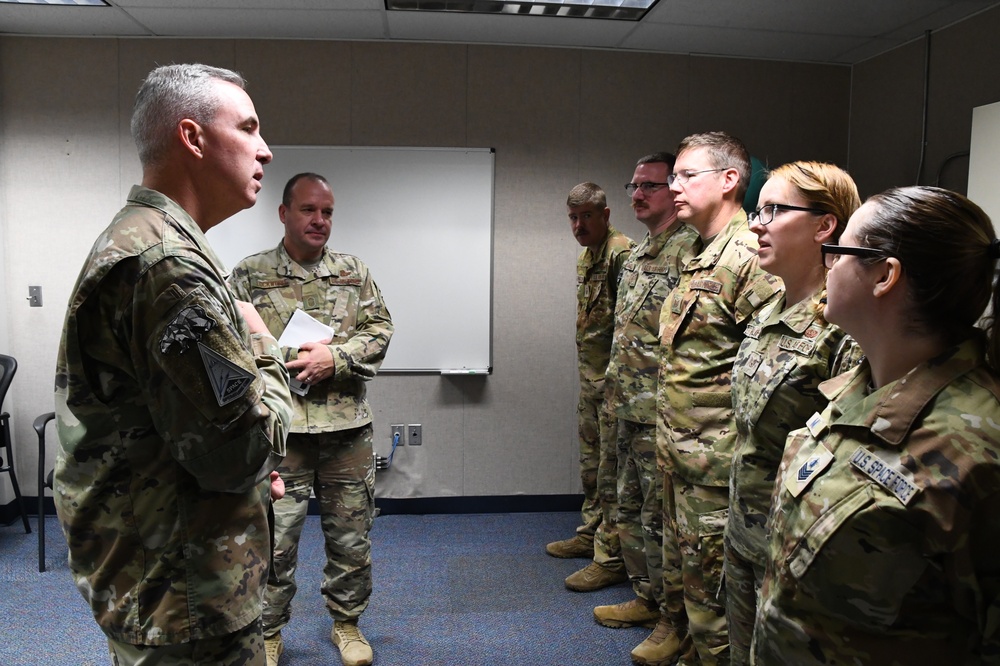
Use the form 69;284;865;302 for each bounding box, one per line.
160;304;216;354
197;342;255;406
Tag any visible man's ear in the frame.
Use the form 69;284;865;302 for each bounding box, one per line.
278;203;288;225
872;256;903;299
178;119;204;158
720;168;740;196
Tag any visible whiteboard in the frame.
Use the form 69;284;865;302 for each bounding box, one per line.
209;146;494;373
970;100;1000;234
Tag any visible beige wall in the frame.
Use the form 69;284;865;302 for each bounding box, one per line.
849;5;1000;198
0;36;852;504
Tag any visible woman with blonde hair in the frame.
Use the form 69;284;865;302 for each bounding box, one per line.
725;161;862;664
753;186;1000;664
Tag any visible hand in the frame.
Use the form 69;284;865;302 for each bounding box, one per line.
235;300;272;336
285;339;334;385
269;470;285;500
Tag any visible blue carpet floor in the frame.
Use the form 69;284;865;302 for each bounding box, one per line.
1;512;649;665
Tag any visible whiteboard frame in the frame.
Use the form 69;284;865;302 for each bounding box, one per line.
209;146;495;374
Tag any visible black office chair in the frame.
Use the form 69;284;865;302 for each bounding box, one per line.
0;354;31;534
34;412;56;572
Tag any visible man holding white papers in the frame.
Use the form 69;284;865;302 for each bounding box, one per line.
229;172;393;666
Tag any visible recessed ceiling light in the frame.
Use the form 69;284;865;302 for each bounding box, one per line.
386;0;659;22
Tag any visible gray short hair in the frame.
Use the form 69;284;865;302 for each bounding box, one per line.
567;182;607;209
131;63;246;168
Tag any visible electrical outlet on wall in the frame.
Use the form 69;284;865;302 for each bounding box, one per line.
408;424;422;446
391;424;406;445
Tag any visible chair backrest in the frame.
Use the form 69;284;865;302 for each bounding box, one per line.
0;354;16;410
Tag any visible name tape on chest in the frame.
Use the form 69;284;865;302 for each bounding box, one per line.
745;323;762;339
778;334;816;356
690;278;722;294
255;279;290;289
849;446;919;505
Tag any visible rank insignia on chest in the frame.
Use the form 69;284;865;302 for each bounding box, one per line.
742;351;763;376
784;444;834;498
671;291;684;314
849;446;919;505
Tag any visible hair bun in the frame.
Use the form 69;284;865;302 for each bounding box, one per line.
991;238;1000;259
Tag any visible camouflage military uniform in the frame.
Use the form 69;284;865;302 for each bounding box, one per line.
657;210;782;664
576;225;634;566
229;242;393;635
606;223;700;609
724;288;861;665
54;186;293;654
753;336;1000;664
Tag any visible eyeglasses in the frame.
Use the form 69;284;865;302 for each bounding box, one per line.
625;181;670;195
820;243;887;269
748;203;829;226
666;168;728;187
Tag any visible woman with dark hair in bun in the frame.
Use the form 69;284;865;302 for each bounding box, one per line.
753;185;1000;664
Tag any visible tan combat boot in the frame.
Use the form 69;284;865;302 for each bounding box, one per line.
332;620;373;666
545;534;594;558
564;562;628;592
264;632;284;666
593;597;659;628
630;618;685;665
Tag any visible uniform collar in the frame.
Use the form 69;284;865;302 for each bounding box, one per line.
684;209;748;271
275;241;334;279
820;336;987;447
760;287;827;335
126;185;228;273
579;227;615;270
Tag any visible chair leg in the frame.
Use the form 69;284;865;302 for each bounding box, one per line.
1;414;31;534
38;491;46;573
8;462;31;534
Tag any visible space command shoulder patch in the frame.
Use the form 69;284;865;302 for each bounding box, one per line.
197;342;255;406
849;446;919;505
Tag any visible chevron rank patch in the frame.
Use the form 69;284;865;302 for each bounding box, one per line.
198;342;255;406
785;444;834;498
849;446;919;505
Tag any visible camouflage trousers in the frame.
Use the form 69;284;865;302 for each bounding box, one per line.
616;420;678;608
723;533;763;666
663;474;730;665
108;617;265;665
263;425;375;637
579;379;622;567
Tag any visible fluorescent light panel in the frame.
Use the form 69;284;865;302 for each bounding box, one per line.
386;0;658;21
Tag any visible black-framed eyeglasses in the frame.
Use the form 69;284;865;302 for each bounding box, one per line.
666;168;728;187
821;243;887;269
625;181;670;195
748;203;829;226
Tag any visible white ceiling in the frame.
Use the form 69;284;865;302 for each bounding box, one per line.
2;0;999;65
